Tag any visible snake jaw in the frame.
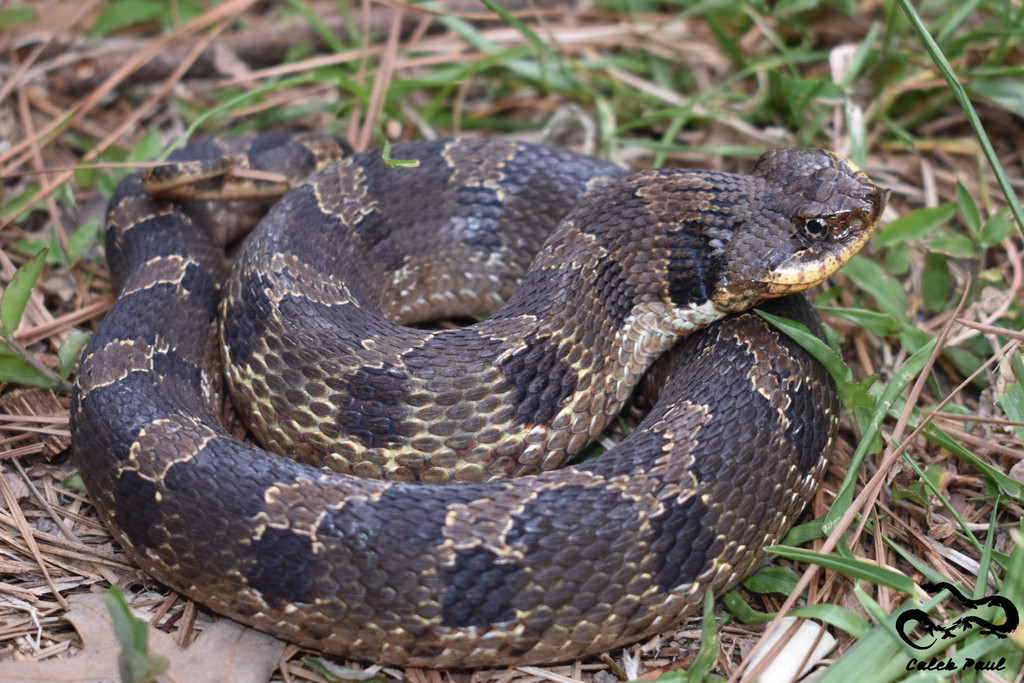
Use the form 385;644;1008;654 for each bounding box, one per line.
768;180;889;293
754;195;885;295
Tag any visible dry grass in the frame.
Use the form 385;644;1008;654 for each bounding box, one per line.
1;1;1022;681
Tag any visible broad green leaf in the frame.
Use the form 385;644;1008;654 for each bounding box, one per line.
781;518;827;546
841;255;911;323
898;324;932;355
883;242;912;276
922;253;951;311
170;1;206;26
87;0;165;37
818;306;901;337
722;595;873;635
968;78;1024;118
64;472;87;493
873;203;957;247
956;181;981;237
0;354;57;388
788;603;872;638
980;209;1014;246
59;332;92;379
892;480;931;508
67;220;101;265
73;164;97;190
684;591;721;682
721;589;768;624
742;565;800;595
104;587;169;683
1;249;48;333
0;7;36;27
127;130;165;163
1;184;45;223
927;227;977;258
104;587;146;653
757;311;850;383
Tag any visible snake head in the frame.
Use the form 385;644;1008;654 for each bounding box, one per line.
713;148;888;311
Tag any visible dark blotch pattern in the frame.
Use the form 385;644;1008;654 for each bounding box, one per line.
95;279;216;352
331;366;414;449
648;495;713;591
498;483;646;633
246;527;318;606
677;335;778;484
763;297;838;473
785;372;835;472
316;486;453;632
150;350;207;404
594;257;632;329
108;210;224;289
319;485;450;551
113;471;163;550
222;271;274;366
499;333;577;427
351;210;407;271
162;442;276;519
440;547;518;627
666;250;713;307
455;186;504;251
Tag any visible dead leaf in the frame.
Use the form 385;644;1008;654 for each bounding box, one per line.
0;469;30;510
0;388;70;459
0;593;286;683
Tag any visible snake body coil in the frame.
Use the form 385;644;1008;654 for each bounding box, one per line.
72;136;887;667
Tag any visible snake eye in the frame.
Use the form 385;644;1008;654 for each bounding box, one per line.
802;218;829;240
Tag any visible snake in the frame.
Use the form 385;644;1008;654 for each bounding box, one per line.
71;134;888;668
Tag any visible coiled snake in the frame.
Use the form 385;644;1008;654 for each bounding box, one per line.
71;135;887;667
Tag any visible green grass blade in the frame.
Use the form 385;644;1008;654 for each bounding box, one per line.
896;0;1024;237
767;546;917;593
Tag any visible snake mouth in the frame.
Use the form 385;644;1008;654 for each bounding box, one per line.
763;183;890;293
757;203;884;294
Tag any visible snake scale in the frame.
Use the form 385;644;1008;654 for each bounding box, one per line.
71;134;887;667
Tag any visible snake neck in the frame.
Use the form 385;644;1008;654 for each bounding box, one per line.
494;167;753;360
